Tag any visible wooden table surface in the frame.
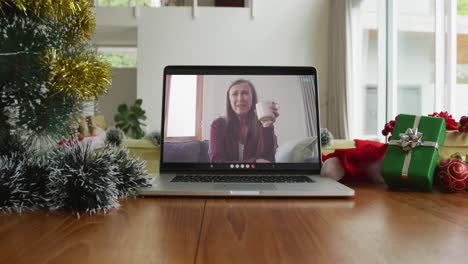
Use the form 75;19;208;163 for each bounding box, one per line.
1;183;468;264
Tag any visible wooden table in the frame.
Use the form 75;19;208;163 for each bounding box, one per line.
1;183;468;264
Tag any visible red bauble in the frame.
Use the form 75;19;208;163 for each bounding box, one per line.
439;159;468;192
384;123;393;132
429;111;459;130
460;116;467;126
459;124;468;132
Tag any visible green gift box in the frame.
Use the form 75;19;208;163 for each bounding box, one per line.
381;114;446;191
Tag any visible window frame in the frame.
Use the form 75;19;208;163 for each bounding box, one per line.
350;0;449;140
164;75;204;142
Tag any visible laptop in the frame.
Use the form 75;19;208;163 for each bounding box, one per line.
137;66;354;197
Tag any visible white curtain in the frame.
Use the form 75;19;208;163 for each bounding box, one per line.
326;0;355;139
300;76;318;138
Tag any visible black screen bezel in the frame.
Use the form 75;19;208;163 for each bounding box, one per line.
160;65;322;174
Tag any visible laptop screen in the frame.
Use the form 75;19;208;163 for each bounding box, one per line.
161;66;321;172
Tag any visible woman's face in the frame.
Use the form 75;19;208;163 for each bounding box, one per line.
229;83;253;116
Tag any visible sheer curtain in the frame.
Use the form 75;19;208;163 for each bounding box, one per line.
326;0;355;139
300;76;318;138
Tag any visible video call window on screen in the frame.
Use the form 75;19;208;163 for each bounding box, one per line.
163;74;319;164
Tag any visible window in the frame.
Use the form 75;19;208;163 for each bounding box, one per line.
349;0;385;140
394;0;436;117
349;0;465;140
97;0;154;7
164;75;203;141
97;47;137;68
456;0;468;119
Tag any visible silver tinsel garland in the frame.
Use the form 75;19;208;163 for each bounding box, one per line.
1;2;131;216
0;152;45;212
46;141;120;214
1;140;149;214
106;127;125;146
105;146;149;198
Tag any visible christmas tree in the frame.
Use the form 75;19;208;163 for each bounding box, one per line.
0;1;148;214
0;0;111;147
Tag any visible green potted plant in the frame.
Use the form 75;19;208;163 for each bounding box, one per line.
114;99;147;139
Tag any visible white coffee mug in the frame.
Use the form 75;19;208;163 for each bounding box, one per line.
255;101;277;122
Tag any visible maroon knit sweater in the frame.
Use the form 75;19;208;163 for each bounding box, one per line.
208;117;277;163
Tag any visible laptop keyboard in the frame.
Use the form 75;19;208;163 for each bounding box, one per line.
171;175;314;183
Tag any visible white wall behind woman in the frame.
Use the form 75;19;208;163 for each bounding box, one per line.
138;0;330;133
97;68;137;127
201;75;308;147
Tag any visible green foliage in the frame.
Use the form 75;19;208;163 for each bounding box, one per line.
459;0;468;16
457;74;468;84
98;0;128;6
457;64;468;84
100;53;136;68
0;2;110;142
114;99;147;139
0;15;66;138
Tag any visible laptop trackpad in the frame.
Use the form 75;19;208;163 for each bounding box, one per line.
214;183;277;191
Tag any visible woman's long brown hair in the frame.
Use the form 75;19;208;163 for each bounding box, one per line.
225;79;259;144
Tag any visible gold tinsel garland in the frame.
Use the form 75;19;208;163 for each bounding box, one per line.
45;49;112;101
0;0;95;41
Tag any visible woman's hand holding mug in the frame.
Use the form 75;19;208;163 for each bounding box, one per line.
255;101;279;128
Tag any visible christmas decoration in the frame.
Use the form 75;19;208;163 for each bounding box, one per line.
320;128;333;148
57;135;84;146
0;153;26;212
0;0;96;43
382;112;464;140
381;114;446;191
24;95;82;140
18;151;50;209
45;48;111;101
0;15;60;137
0;1;148;215
321;157;346;181
429;111;459;130
105;146;149;198
440;131;468;161
381;118;397;140
2;136;148;214
106;127;125;146
0;0;111;141
0;134;25;157
450;152;468;164
322;140;387;182
145;130;161;146
46;141;119;214
460;116;468;132
439;157;468;192
0;150;48;212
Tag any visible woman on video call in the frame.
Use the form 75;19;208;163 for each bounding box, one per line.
209;79;279;163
